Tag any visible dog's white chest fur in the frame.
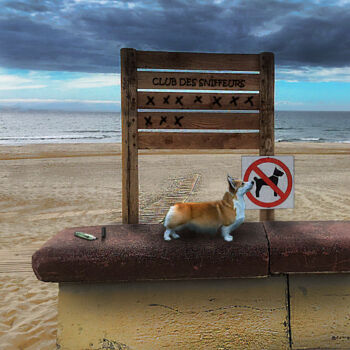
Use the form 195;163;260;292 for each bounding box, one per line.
219;194;246;241
234;196;245;223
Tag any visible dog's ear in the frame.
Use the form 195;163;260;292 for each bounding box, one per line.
227;175;237;191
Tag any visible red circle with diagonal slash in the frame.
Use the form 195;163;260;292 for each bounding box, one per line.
243;157;293;208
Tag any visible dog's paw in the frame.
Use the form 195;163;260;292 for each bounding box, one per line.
171;232;180;239
164;236;172;241
223;234;233;242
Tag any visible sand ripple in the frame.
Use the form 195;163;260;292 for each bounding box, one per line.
0;274;57;350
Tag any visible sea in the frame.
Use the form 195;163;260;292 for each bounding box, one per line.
0;109;350;145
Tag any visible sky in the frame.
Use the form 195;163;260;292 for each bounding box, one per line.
1;0;350;111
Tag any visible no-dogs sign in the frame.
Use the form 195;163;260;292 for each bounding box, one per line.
241;156;294;209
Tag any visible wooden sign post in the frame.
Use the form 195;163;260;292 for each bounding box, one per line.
121;49;275;224
259;52;275;221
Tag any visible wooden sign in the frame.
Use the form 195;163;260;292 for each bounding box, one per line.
137;112;260;130
138;72;260;90
138;132;260;150
138;92;260;110
121;49;275;224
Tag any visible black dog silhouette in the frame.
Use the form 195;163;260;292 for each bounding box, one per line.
254;167;284;198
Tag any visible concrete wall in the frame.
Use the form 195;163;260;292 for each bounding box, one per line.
58;277;289;349
57;274;350;350
290;274;350;349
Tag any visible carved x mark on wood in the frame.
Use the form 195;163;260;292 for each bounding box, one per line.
146;96;155;106
244;96;254;106
175;96;184;106
163;95;170;104
230;96;239;106
174;116;184;127
194;96;202;103
144;116;152;127
160;116;167;125
213;96;222;107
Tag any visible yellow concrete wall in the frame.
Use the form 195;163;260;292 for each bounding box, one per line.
289;274;350;349
58;277;289;350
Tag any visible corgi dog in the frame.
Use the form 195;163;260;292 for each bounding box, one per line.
163;175;253;242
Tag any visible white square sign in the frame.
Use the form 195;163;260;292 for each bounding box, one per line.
241;156;294;209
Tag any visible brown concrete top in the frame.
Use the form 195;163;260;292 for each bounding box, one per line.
265;221;350;274
32;223;269;282
32;221;350;283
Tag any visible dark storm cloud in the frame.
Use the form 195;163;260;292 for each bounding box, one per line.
4;1;49;12
263;5;350;68
0;0;350;72
0;17;117;72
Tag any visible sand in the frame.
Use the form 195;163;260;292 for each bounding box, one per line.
0;142;350;349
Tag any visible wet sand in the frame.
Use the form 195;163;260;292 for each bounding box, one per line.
0;142;350;349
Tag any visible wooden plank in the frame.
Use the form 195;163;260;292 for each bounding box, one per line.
138;112;260;130
136;51;260;71
259;52;275;222
121;48;139;224
138;132;259;149
138;92;260;110
138;71;260;91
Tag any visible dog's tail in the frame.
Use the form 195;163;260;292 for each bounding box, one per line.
253;177;258;181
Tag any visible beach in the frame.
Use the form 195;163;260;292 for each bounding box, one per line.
1;141;350;349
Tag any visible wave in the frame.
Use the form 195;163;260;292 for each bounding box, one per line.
63;130;118;134
275;127;303;131
276;137;350;143
0;135;107;141
276;137;325;142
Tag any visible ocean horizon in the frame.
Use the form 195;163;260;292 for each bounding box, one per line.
1;109;350;145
